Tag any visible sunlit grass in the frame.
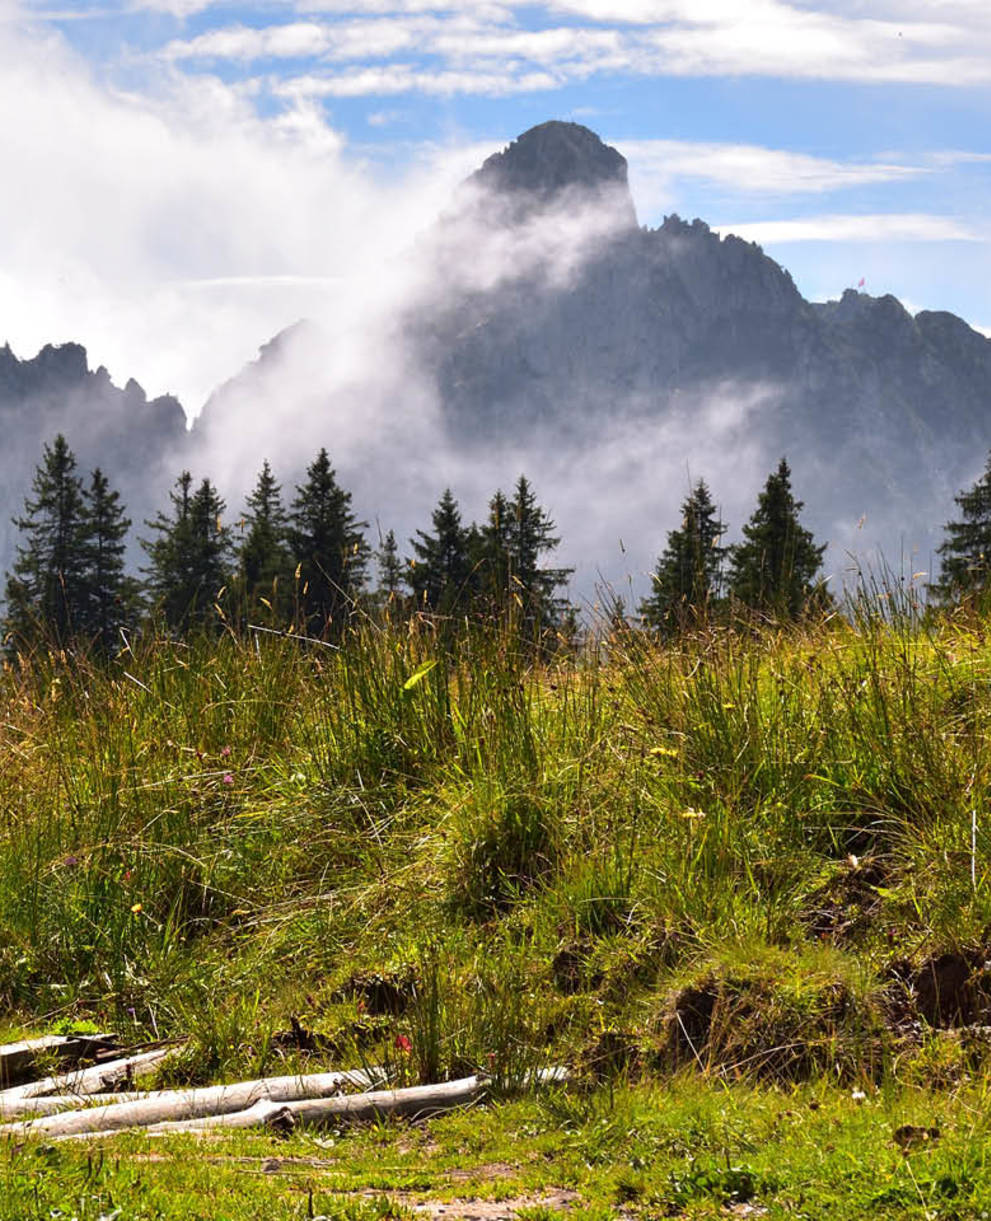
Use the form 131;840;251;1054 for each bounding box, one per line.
4;600;991;1213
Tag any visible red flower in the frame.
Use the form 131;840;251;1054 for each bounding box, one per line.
394;1034;412;1054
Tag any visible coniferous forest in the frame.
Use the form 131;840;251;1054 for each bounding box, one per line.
8;430;991;654
0;430;927;652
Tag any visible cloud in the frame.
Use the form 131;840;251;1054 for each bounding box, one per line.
163;19;420;63
125;0;216;15
0;13;485;410
619;140;926;221
147;0;991;97
274;64;560;98
367;107;404;126
714;213;982;243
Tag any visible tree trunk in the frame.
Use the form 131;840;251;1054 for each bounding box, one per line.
0;1067;385;1136
0;1045;180;1109
0;1034;117;1088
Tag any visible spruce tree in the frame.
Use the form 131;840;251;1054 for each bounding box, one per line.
931;452;991;603
78;467;133;650
477;476;572;631
289;448;368;635
142;472;233;632
4;434;89;649
238;460;293;623
728;457;826;619
408;489;473;614
374;528;407;618
641;480;726;633
376;529;404;598
476;489;513;606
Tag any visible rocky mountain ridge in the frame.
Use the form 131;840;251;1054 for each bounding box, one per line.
0;342;188;573
5;120;991;592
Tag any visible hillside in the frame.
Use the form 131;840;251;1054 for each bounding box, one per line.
3;609;991;1216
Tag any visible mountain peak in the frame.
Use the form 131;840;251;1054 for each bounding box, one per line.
464;120;637;227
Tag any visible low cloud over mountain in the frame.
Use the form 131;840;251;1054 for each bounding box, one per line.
7;121;991;599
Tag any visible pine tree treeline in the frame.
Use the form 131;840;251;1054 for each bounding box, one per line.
4;436;134;652
12;435;991;654
641;458;829;629
2;438;575;652
406;477;573;633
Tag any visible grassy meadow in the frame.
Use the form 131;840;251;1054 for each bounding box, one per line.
4;591;991;1216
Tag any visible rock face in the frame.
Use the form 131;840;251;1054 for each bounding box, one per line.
408;123;991;568
460;120;638;229
168;121;991;586
0;342;188;573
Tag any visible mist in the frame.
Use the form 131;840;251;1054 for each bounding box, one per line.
0;9;974;612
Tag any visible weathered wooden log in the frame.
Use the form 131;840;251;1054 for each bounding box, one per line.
0;1067;384;1136
0;1091;143;1119
0;1045;180;1108
60;1076;487;1139
0;1034;118;1088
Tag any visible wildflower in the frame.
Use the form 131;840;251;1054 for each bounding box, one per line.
130;903;143;915
63;855;80;868
394;1034;412;1053
220;745;232;758
222;773;234;786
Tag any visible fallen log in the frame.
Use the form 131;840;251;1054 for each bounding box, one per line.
0;1034;118;1088
0;1067;384;1136
0;1091;147;1119
58;1075;487;1139
0;1045;181;1109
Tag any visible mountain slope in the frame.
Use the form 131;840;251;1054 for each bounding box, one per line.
0;342;188;575
194;121;991;587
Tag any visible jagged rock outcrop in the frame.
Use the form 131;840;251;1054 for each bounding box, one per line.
409;124;991;567
460;119;638;231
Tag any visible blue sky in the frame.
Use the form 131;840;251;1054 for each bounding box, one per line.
1;0;989;412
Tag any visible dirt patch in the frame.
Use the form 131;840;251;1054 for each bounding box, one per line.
335;967;419;1017
551;945;591;995
660;972;880;1082
405;1191;579;1221
443;1163;519;1183
913;950;991;1027
577;1029;640;1082
885;948;991;1030
667;979;717;1066
800;857;887;944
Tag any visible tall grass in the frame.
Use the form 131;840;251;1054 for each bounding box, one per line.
2;597;991;1086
